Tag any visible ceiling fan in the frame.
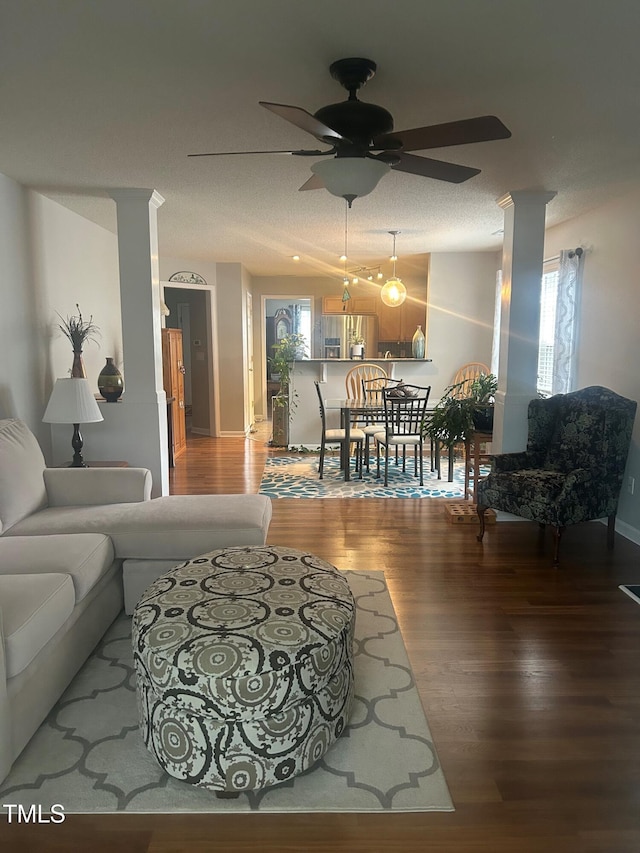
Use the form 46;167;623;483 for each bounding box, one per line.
188;57;511;203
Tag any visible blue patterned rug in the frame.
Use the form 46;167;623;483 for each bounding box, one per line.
259;454;467;499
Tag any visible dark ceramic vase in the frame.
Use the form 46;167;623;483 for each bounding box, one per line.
97;357;124;402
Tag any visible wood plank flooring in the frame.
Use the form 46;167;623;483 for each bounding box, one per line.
4;429;640;852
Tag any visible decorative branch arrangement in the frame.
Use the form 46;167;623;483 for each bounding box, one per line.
57;304;100;352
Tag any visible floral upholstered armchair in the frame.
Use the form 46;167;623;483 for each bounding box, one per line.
477;386;637;565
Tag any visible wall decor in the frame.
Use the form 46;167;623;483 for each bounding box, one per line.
168;271;207;285
56;303;100;378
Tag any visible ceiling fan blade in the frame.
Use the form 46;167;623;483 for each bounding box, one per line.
260;102;346;143
383;152;480;183
298;173;326;191
188;148;330;158
373;116;511;152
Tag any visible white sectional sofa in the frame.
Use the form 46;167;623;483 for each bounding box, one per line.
0;418;272;784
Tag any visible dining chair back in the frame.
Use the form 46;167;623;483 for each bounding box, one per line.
360;377;402;471
313;381;365;480
374;385;431;486
450;362;490;398
345;364;387;399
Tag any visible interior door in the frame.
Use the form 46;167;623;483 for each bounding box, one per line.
162;328;187;460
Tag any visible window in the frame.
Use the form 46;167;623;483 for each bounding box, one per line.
493;250;581;398
537;260;559;397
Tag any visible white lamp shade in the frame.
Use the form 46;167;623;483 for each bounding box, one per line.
311;157;390;200
43;378;104;424
380;277;407;308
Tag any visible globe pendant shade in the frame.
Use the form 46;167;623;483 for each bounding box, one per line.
380;277;407;307
311;157;390;200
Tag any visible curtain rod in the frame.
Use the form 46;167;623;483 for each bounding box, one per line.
545;247;584;264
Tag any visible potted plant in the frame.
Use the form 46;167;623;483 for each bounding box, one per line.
469;372;498;431
349;330;365;360
424;373;497;448
268;332;307;447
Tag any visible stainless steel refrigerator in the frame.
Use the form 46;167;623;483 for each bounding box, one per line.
321;315;379;359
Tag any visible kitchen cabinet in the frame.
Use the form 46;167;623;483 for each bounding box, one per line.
377;304;402;341
322;296;377;315
402;300;426;341
162;328;187;460
378;301;426;343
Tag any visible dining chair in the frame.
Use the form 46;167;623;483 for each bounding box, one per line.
360;376;403;472
374;384;431;486
450;362;490;398
345;363;387;398
313;381;365;479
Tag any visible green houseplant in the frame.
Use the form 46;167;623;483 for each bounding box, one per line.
425;372;498;448
269;332;307;447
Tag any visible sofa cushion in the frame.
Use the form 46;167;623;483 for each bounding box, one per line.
5;494;273;559
0;573;75;678
0;534;115;602
0;419;48;534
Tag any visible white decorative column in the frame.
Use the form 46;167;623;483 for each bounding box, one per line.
493;190;557;453
109;188;168;496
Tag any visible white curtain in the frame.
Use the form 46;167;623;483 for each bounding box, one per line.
551;249;583;394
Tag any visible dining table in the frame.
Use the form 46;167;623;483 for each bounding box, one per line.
324;397;444;483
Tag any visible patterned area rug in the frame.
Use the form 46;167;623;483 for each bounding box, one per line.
259;454;467;498
0;571;453;814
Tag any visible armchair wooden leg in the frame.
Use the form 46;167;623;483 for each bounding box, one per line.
477;504;488;542
607;514;616;549
552;525;565;566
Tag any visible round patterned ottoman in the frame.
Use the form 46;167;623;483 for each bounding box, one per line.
132;545;355;793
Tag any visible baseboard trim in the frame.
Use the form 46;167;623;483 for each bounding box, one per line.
190;427;210;436
219;430;247;438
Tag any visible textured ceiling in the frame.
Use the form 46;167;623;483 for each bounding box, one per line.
2;0;640;277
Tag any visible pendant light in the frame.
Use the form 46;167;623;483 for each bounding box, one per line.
380;230;407;308
341;199;351;306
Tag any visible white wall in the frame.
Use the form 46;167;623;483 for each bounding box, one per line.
544;188;640;539
0;173;122;460
427;252;499;398
0;174;48;448
29;192;122;391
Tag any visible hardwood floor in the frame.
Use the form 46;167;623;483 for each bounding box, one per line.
5;430;640;852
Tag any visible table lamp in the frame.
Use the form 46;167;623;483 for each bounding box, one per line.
43;377;104;467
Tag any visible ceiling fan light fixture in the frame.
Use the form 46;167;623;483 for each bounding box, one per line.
311;157;390;203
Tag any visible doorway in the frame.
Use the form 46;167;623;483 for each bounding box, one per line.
162;284;218;437
263;297;312;420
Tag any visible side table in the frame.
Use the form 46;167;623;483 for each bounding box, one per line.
464;431;492;503
56;461;129;468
